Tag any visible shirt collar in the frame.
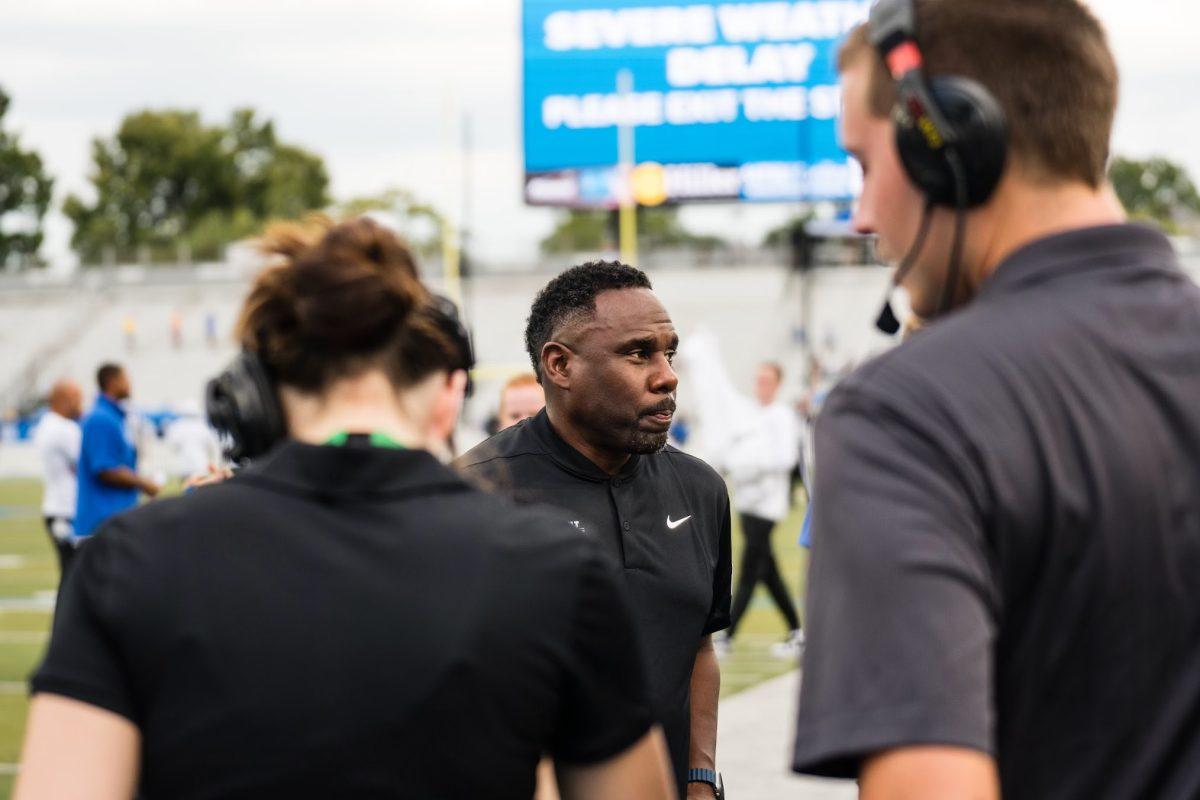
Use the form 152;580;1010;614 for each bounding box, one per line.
528;408;643;483
979;223;1180;301
97;394;126;418
236;439;467;500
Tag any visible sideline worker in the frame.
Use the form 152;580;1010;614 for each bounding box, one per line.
497;372;545;431
74;363;159;541
32;378;83;578
715;362;803;659
17;218;675;800
794;1;1200;798
458;261;732;800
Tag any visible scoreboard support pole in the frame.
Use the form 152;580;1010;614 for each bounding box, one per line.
616;69;638;266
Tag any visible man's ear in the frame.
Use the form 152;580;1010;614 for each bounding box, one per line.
541;342;572;391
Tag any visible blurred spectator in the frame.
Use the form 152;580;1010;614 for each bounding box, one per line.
121;314;137;352
204;311;218;348
715;362;803;658
170;309;184;349
74;363;159;541
33;379;83;579
497;372;544;431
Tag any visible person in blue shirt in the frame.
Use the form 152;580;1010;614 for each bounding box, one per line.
74;363;159;540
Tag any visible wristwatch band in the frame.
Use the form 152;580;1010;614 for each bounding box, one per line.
687;768;724;798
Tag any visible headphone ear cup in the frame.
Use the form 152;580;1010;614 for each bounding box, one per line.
895;75;1007;208
205;352;286;463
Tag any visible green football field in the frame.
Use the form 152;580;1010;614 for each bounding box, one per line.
0;477;808;797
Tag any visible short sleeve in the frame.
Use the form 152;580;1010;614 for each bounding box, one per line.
84;416;127;474
551;542;654;764
792;386;996;778
30;526;139;724
703;494;733;635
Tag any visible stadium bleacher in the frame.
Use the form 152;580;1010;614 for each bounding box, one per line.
1;248;1197;477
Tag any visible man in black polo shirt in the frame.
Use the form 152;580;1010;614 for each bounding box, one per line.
457;262;731;799
793;1;1200;798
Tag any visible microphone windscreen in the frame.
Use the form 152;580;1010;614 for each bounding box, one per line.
875;300;901;335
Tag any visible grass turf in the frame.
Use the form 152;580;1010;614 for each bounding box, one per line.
0;477;808;796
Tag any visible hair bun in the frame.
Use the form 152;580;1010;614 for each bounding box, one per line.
238;215;432;390
275;216;425;354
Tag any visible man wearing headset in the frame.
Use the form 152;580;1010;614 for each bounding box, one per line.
793;1;1200;799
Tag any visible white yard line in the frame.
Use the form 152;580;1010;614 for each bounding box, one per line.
0;595;54;612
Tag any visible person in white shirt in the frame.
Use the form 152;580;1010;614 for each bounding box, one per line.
164;399;220;481
33;379;83;578
717;362;804;657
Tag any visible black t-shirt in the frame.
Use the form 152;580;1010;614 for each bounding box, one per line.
33;441;653;800
793;224;1200;799
456;409;732;790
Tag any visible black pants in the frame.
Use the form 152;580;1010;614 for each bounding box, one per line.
43;517;77;583
728;512;800;638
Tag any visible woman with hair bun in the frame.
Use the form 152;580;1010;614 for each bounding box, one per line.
16;217;675;800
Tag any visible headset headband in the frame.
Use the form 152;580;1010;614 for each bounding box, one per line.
868;0;958;150
867;0;916;57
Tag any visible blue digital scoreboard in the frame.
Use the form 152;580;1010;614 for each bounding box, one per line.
522;0;869;207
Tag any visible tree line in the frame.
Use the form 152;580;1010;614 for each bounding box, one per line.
1;81;1198;269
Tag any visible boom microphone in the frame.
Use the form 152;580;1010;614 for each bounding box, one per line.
875;201;934;334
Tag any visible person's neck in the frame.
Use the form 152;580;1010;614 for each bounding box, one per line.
545;404;630;476
971;179;1126;284
282;373;425;449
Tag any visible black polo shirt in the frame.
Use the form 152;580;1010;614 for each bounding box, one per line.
456;409;732;789
793;224;1200;798
32;440;653;799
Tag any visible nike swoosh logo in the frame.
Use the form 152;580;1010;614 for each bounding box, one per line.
666;515;692;530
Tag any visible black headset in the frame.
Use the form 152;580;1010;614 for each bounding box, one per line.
868;0;1007;209
206;293;476;464
869;0;1008;333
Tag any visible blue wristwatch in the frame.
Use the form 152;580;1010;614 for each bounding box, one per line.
687;768;725;799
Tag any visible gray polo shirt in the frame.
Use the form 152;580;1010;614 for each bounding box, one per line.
793;224;1200;799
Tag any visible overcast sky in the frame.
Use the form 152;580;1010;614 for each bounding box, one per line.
1;0;1197;268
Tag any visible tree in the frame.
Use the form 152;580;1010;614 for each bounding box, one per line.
0;87;53;269
539;207;727;255
540;210;611;255
637;206;726;252
762;211;814;249
337;187;445;259
65;108;329;264
1109;156;1200;233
